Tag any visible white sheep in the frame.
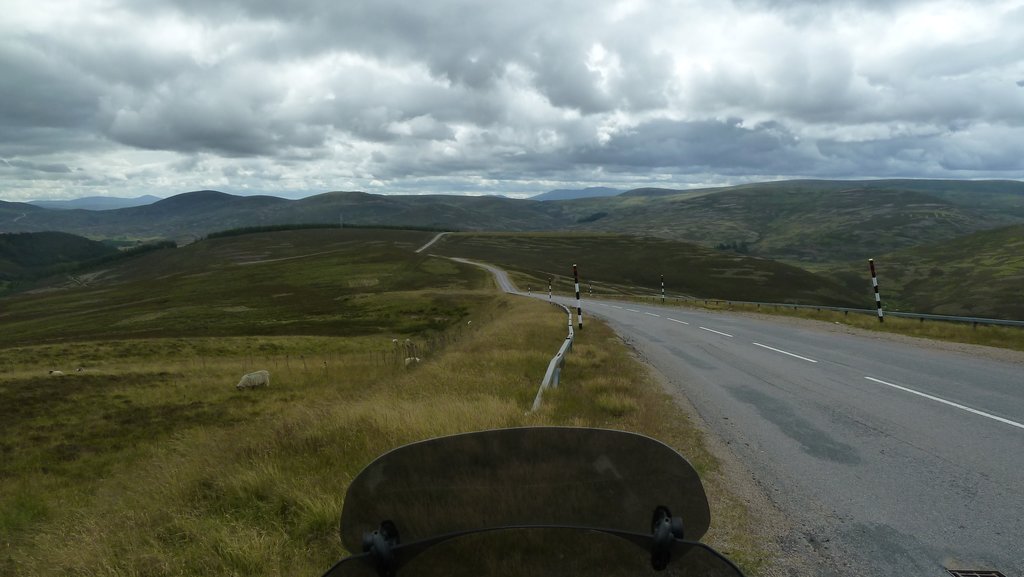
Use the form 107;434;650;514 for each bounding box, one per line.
404;357;421;367
236;370;270;390
49;370;65;376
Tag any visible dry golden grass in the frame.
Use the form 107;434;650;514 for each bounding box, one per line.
3;295;768;577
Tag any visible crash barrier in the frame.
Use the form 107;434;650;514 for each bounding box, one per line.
678;297;1024;329
531;303;575;412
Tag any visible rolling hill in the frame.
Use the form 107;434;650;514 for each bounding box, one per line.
827;224;1024;319
5;179;1022;319
0;190;573;242
559;180;1024;265
5;180;1022;267
531;187;623;201
29;195;161;211
0;228;483;346
431;232;863;306
0;231;118;280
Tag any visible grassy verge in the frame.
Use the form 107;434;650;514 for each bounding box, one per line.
1;294;768;576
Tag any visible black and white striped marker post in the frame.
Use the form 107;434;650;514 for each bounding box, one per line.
548;277;552;300
661;274;665;304
869;258;884;323
573;264;583;329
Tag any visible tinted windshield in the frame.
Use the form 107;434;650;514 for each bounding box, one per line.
340;426;712;548
327;427;743;576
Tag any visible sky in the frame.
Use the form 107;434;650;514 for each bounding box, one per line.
2;0;1023;201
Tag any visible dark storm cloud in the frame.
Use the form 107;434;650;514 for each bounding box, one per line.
2;159;73;174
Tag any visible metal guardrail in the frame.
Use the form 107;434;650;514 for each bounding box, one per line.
662;296;1024;328
531;304;575;412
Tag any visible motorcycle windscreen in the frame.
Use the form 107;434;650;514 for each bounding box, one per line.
326;529;744;577
339;427;711;550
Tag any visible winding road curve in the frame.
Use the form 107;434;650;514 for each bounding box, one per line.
455;257;1024;577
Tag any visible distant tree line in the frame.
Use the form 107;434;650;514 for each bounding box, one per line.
0;236;177;293
576;212;609;223
715;240;751;254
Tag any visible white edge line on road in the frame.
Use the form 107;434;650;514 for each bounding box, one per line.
752;342;818;363
611;305;623;309
865;377;1024;430
625;308;640;313
645;312;660;317
699;326;733;338
667;318;690;325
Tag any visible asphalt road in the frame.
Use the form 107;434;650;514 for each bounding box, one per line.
455;258;1024;576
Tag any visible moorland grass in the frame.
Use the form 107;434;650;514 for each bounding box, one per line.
430;232;860;306
1;229;769;576
1;296;767;577
0;229;478;347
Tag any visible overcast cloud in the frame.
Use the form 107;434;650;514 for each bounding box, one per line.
2;0;1023;201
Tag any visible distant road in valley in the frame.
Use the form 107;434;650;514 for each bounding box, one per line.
415;232;449;254
457;257;1024;577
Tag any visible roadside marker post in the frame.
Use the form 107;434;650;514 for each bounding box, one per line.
548;276;552;300
661;274;665;304
869;258;884;323
573;264;583;329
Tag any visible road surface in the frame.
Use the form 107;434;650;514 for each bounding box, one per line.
457;258;1024;576
415;232;449;254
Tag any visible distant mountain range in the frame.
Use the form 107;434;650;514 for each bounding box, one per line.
3;178;1023;318
3;178;1023;263
29;195;161;211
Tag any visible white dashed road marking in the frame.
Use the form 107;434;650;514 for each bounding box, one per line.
699;326;733;338
752;342;818;363
865;377;1024;430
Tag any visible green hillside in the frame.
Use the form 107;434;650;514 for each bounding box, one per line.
431;232;862;306
0;190;573;242
828;224;1024;319
0;231;118;280
5;180;1022;272
0;228;485;347
559;180;1024;265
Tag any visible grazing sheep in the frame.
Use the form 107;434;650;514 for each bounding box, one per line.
404;357;421;367
49;370;65;376
236;370;270;390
